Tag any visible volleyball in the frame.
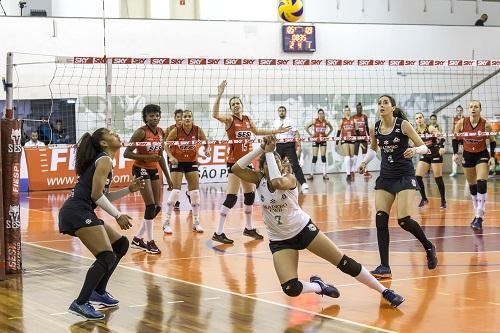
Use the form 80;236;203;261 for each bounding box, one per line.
278;0;303;22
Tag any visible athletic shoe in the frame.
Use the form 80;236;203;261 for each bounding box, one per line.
212;232;234;244
450;172;457;177
68;300;104;320
370;265;392;280
323;174;329;180
90;291;119;308
163;223;173;234
310;275;340;298
146;240;161;254
306;174;314;181
426;243;438;270
131;237;147;251
363;171;372;178
440;200;447;209
301;183;309;193
470;217;483;231
346;174;352;182
243;228;264;240
418;198;429;208
382;289;405;308
192;223;204;233
174;201;180;211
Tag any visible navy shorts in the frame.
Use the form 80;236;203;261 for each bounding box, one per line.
463;150;490;168
375;175;419;194
312;140;327;148
269;220;319;254
59;201;104;236
132;165;160;181
419;153;443;164
170;162;199;173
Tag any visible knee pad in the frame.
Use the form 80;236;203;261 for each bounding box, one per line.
112;236;129;258
168;189;181;204
95;251;117;272
281;278;303;297
154;205;161;218
469;184;478;196
312;156;318;163
337;255;362;277
376;211;389;230
321;156;326;163
397;216;415;232
243;192;255;206
144;204;157;219
189;189;200;205
344;156;350;162
223;194;238;209
477;179;487;194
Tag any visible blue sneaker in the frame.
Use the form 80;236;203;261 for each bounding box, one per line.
426;243;438;270
370;265;392;280
471;217;483;231
90;291;119;307
68;300;104;320
310;275;340;298
382;289;405;308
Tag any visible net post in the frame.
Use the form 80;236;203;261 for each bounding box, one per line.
5;52;13;120
105;57;113;129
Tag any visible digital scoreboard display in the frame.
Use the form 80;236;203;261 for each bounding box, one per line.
282;25;316;53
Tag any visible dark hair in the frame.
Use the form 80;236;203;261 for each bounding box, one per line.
356;102;362;107
378;95;408;121
75;128;108;176
258;151;282;171
317;108;324;113
456;105;463;110
344;105;349;109
142;104;161;123
278;105;287;111
470;100;482;108
430;114;437;120
174;109;183;117
229;96;242;108
55;119;62;124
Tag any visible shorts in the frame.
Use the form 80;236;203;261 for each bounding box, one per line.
354;140;368;154
375;175;419;195
312;140;327;148
462;150;490;168
170;161;199;173
269;220;320;254
419;153;443;164
132;165;160;181
227;162;254;174
341;140;356;145
59;201;104;236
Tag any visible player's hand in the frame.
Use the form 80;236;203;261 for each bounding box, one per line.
282;157;292;174
263;135;277;153
403;147;416;159
217;80;227;96
439;148;445;156
169;157;179;165
453;154;461;164
488;157;496;170
166;178;173;191
204;147;211;158
276;124;292;134
128;176;145;193
358;161;367;174
116;214;133;230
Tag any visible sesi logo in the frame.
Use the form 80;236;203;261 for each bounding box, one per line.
236;131;252;138
8;128;22;153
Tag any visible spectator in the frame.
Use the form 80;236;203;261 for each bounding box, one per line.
37;115;52;145
52;119;70;144
475;14;488;26
24;131;46;147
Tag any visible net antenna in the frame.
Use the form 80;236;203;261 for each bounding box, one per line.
102;0;112;130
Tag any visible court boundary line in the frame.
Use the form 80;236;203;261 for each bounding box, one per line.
23;241;398;333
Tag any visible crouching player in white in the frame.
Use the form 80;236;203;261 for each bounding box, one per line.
231;135;405;307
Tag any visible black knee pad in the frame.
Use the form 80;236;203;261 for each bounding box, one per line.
469;184;478;196
243;192;255;206
321;156;326;163
477;179;487;194
337;255;362;277
144;204;157;219
154;205;161;218
398;216;415;232
223;194;238;209
112;236;129;259
376;211;389;230
312;156;318;163
281;278;303;297
95;251;117;272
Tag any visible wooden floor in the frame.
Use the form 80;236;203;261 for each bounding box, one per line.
1;173;499;333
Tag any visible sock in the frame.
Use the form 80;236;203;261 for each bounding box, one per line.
452;160;457;174
310;161;315;175
189;190;201;223
469;184;478;213
398;217;433;250
321;162;326;175
350;157;357;172
165;189;181;223
301;281;322;294
376;211;390;267
136;220;146;239
76;253;114;305
144;219;153;241
355;267;385;293
435;176;446;202
344;156;351;175
217;205;230;235
416;176;427;200
244;205;253;230
476;180;487;218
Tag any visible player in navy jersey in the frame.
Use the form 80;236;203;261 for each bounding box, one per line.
230;135;404;308
59;128;144;320
359;95;438;280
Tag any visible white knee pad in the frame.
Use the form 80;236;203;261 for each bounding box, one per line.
168;189;181;204
189;189;200;205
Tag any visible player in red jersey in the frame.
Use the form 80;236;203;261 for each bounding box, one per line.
337;105;357;182
124;104;173;255
305;109;333;180
450;105;464;177
166;109;185;210
453;101;496;230
163;110;209;234
352;103;371;177
211;80;290;244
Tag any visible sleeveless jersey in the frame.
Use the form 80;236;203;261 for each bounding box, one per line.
462;117;487;153
340;118;355;139
166;123;178;137
133;125;164;169
257;177;310;241
226;115;253;164
416;125;439;155
171;125;199;162
453;116;464;141
312;119;327;138
68;152;112;210
353;114;368;136
375;118;415;179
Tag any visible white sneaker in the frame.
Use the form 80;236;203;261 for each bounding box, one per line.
301;183;309;193
192;223;204;233
163;223;172;234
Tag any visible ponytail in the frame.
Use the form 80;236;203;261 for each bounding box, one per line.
393;107;408;121
75;128;107;175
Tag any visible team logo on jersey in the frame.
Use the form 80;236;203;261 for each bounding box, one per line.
395;128;401;133
308;224;317;232
282;194;287;200
411;179;417;187
85;219;92;225
270;199;276;204
140;168;148;176
388;155;394;164
393;137;400;143
384;140;389;145
261;195;265;202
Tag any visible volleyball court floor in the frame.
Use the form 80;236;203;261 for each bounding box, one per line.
1;174;499;333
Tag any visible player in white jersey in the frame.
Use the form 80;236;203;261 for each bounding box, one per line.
230;135;404;308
